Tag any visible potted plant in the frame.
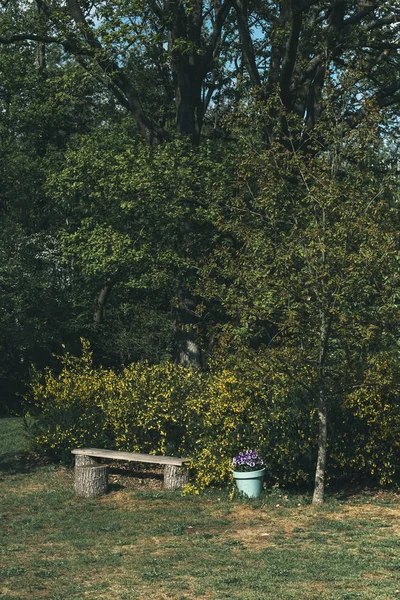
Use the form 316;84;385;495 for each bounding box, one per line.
232;450;266;498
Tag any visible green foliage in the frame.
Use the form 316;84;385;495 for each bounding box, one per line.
1;0;399;494
196;102;400;495
25;342;310;486
26;341;399;489
343;352;400;486
26;343;110;462
0;29;115;412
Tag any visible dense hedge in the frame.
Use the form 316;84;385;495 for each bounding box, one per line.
26;342;399;491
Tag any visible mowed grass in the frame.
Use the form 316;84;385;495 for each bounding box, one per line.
0;418;399;600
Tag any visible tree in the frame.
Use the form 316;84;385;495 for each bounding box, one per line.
1;1;399;367
0;1;399;497
1;1;399;143
197;104;399;502
0;21;112;411
46;125;223;366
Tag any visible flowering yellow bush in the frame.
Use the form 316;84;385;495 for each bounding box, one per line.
103;361;198;456
343;352;400;486
26;341;111;461
26;341;399;489
25;342;317;487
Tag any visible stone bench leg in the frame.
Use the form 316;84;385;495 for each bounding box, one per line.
75;465;108;498
163;465;189;490
74;454;99;467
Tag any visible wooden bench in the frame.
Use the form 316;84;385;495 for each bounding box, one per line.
72;448;189;495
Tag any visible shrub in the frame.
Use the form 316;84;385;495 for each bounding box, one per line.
25;342;399;490
343;352;400;486
26;341;111;462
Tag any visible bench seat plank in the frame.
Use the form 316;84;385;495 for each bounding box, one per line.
72;447;188;467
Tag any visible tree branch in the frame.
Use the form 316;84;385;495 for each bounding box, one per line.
62;0;170;145
293;0;323;16
147;0;164;21
204;0;232;67
343;2;381;27
65;0;87;26
0;33;60;44
375;90;400;108
367;14;400;30
280;1;302;109
232;0;261;86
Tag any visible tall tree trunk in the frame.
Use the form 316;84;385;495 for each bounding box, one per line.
93;283;113;325
232;0;261;86
173;295;202;368
35;0;46;71
174;73;203;144
312;309;331;505
312;386;327;504
168;1;204;145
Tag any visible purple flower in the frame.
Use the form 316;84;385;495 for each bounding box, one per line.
232;449;265;472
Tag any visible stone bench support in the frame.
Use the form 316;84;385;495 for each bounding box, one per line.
75;464;108;498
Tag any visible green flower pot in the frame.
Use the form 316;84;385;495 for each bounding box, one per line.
232;467;266;498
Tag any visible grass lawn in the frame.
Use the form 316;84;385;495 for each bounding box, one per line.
0;418;399;600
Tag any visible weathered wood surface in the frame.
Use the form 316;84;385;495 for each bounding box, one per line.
163;464;189;491
72;448;188;467
75;465;108;498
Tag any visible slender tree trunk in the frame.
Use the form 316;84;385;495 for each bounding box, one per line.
312;386;327;504
233;0;261;86
173;295;202;368
93;282;113;325
36;41;46;70
35;0;46;71
312;309;330;505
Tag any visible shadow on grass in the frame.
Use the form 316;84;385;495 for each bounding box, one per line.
0;450;50;476
0;416;54;477
109;465;163;480
106;464;164;493
325;478;392;503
